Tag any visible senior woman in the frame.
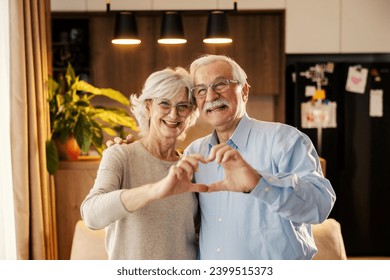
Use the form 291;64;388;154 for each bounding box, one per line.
80;67;205;260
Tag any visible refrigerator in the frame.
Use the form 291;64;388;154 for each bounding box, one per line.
286;54;390;257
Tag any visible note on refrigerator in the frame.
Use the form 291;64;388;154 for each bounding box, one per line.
301;101;337;129
345;65;368;94
305;85;316;97
370;89;383;117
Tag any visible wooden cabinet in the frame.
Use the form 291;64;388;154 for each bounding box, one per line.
54;159;99;260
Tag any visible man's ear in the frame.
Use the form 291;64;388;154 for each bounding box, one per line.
242;83;249;102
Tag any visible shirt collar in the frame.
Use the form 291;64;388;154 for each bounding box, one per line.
209;113;252;150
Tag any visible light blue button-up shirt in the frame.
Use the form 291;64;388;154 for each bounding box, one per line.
185;114;336;260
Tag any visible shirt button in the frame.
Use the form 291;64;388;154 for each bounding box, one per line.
218;217;223;222
265;187;270;192
216;248;221;253
268;177;273;183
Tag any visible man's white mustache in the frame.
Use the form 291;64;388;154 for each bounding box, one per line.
203;99;229;112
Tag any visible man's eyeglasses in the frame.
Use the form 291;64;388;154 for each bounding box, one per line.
152;98;195;117
190;79;238;99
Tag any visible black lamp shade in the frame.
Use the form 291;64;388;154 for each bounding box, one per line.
158;11;187;44
204;11;232;44
112;12;141;45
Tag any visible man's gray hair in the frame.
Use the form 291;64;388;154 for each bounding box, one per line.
189;54;249;86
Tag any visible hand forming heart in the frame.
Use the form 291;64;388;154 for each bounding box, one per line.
175;143;262;193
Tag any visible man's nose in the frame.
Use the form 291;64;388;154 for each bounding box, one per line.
205;86;219;101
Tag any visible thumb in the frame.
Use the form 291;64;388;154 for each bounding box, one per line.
207;181;228;192
188;183;209;193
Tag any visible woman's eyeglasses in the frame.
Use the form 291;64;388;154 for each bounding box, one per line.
190;79;238;99
152;98;195;117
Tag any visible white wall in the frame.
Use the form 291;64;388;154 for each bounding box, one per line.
286;0;390;53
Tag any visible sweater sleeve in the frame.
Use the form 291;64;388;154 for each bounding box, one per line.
80;146;130;230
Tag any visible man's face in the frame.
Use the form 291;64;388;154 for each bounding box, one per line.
193;60;245;131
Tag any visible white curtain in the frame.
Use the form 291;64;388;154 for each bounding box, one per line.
0;0;17;260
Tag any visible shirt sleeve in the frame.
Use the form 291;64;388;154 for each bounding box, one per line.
250;128;336;224
80;146;130;230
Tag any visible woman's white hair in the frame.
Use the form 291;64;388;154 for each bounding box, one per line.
130;67;199;139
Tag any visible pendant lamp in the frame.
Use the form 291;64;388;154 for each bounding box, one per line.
203;11;232;44
158;11;187;44
111;12;141;45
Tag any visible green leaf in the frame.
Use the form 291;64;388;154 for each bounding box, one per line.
47;76;59;101
75;100;90;107
74;114;92;153
92;109;139;130
46;139;59;175
65;63;76;86
91;125;104;155
72;80;130;106
102;126;118;136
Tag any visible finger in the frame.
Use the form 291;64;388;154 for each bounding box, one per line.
176;160;196;180
186;153;208;164
207;143;226;161
207;181;228;192
188;183;209;193
219;148;239;163
106;140;114;147
114;137;124;144
180;155;206;169
126;134;135;143
208;143;230;161
212;145;233;163
170;165;184;180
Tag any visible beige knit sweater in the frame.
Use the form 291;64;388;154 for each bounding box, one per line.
81;141;198;260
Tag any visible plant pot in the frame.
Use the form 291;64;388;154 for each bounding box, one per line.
55;136;81;160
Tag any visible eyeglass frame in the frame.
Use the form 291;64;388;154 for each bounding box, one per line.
150;97;195;118
190;79;239;99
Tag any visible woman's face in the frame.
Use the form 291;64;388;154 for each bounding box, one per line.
147;89;194;142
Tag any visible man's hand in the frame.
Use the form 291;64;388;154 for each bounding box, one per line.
106;134;135;147
176;143;262;193
207;143;261;193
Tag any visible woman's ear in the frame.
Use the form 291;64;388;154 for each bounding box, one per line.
145;100;152;119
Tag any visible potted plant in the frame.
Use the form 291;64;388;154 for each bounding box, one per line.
46;63;138;174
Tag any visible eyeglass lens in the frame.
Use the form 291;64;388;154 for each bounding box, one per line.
191;80;236;98
154;98;194;117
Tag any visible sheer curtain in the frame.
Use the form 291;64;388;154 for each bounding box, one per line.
8;0;57;259
0;0;17;260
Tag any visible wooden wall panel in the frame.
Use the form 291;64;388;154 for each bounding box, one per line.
87;12;283;98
